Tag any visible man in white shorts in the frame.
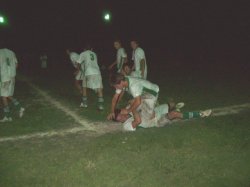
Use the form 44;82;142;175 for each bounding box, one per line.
131;40;147;79
66;50;84;95
107;73;159;130
108;40;127;73
77;45;104;110
0;48;25;122
113;103;212;131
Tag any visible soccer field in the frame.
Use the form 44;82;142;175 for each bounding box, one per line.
0;64;249;187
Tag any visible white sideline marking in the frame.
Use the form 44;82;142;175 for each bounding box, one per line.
0;78;250;144
27;83;97;131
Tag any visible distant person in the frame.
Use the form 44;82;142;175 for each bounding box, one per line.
77;45;104;110
0;48;25;122
108;40;127;73
66;50;84;95
40;54;48;69
131;40;147;79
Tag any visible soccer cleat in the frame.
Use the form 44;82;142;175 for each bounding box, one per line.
175;102;185;112
80;102;88;108
200;109;212;118
0;116;12;122
19;107;25;118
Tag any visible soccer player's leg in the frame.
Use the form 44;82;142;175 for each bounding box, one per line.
0;81;12;122
96;75;104;111
80;77;88;108
167;110;212;120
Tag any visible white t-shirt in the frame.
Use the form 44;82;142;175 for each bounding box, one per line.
116;48;127;72
132;47;147;79
0;48;18;82
77;50;100;76
116;76;159;98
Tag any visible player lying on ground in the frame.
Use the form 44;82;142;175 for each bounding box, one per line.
0;48;25;122
66;50;84;95
108;40;127;73
113;103;212;131
76;45;104;110
107;73;159;130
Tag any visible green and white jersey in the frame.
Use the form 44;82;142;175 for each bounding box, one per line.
132;47;147;79
0;48;18;82
69;52;79;68
116;76;159;98
116;48;127;72
77;50;100;76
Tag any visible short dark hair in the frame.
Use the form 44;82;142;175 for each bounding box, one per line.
109;73;125;86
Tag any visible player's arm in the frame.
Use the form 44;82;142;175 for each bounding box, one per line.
140;59;145;78
107;92;123;120
121;96;141;114
108;61;117;70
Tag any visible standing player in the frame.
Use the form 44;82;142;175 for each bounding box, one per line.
107;73;159;130
77;45;104;110
0;48;25;122
131;40;147;79
108;40;127;73
66;50;84;96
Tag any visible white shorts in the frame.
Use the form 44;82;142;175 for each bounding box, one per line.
75;71;84;81
82;74;103;90
0;78;15;97
138;93;158;128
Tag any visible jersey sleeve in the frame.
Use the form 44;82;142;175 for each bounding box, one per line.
121;48;127;58
137;48;145;61
76;53;85;64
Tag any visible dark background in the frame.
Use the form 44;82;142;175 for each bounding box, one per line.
1;0;249;74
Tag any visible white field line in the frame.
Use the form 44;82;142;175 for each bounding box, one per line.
27;82;97;132
0;78;249;144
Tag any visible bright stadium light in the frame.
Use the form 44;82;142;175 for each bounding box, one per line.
0;16;5;23
102;11;112;23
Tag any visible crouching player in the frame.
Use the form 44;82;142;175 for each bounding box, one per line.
113;103;212;131
107;73;159;130
77;45;104;110
0;48;25;122
66;50;84;97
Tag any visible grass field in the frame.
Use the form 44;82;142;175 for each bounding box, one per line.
0;62;249;187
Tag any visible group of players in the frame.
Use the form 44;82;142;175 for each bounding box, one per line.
68;39;212;131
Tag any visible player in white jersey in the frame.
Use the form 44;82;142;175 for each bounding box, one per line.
107;73;159;130
66;50;84;95
0;48;25;122
131;40;147;79
77;46;104;110
108;40;127;73
114;103;212;131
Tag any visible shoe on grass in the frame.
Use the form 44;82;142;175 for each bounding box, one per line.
200;109;212;118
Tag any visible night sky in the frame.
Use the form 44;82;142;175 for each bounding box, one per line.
1;0;249;67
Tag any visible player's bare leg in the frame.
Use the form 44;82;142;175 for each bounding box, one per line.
97;88;104;110
0;97;12;122
80;87;88;108
75;80;83;95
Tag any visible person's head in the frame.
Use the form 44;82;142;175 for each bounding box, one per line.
121;63;132;76
66;49;70;55
113;40;122;50
109;73;127;90
130;40;139;50
113;109;130;122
